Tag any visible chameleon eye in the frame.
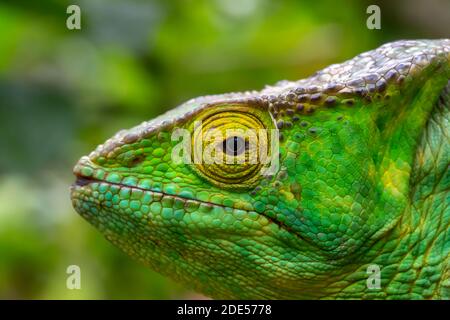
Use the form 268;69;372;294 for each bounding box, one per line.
223;136;247;156
190;104;277;189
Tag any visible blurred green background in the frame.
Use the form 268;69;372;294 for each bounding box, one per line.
0;0;448;299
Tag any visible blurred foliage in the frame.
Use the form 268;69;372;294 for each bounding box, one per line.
0;0;448;299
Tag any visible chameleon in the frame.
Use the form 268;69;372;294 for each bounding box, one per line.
71;39;450;299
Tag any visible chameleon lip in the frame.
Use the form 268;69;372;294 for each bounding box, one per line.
72;161;307;243
72;173;236;210
71;171;307;242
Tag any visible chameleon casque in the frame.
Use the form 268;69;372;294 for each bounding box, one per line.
71;39;450;299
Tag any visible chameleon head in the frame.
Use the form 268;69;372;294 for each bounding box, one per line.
70;98;311;299
69;94;402;299
71;39;450;299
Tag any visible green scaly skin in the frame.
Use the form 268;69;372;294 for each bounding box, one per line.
71;40;450;299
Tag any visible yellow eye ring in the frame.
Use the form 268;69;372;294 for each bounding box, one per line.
189;104;276;189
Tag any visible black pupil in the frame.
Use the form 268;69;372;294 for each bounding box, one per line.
223;136;247;156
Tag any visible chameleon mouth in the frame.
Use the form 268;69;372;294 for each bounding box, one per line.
71;155;306;242
71;167;305;242
74;176;96;187
72;171;240;212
